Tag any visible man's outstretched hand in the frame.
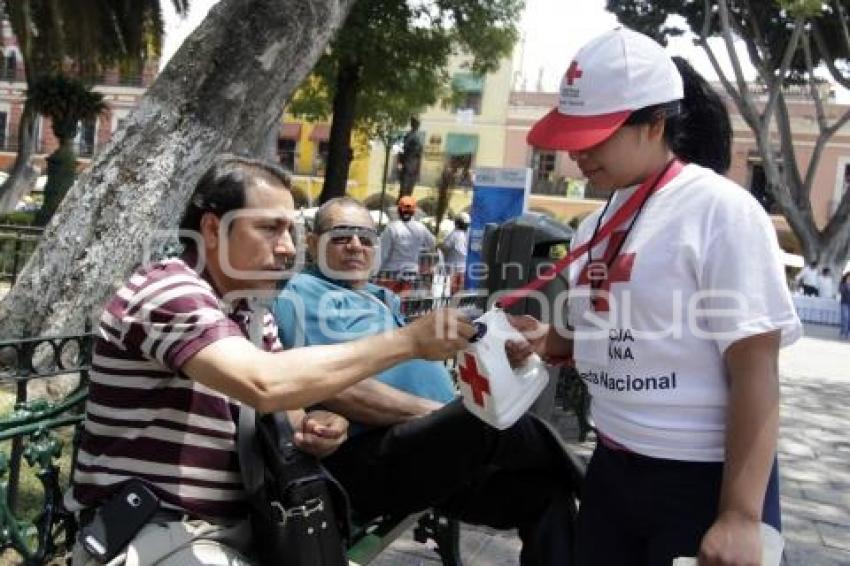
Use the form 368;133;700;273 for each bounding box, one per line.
404;308;475;360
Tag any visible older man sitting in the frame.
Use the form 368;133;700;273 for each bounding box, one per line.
272;197;582;566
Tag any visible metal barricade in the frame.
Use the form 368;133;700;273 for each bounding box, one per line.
0;225;43;284
0;327;93;564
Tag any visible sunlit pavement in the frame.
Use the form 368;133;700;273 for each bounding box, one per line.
374;323;850;565
775;323;850;565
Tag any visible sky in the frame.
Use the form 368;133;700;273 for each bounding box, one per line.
160;0;743;83
161;0;846;101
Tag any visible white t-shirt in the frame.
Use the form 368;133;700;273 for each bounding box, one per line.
380;219;436;272
795;266;819;288
441;228;468;271
567;163;801;462
818;274;836;299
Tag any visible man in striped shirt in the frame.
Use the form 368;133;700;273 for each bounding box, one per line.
67;155;474;565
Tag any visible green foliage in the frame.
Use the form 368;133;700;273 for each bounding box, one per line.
0;212;36;226
3;0;190;79
27;75;106;139
778;0;825;18
0;392;74;525
27;75;107;225
289;0;523;140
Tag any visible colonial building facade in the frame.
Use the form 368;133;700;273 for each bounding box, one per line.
0;19;157;172
504;85;850;235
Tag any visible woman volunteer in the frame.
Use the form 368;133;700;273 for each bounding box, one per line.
509;27;801;565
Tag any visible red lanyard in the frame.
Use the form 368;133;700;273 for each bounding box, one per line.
498;159;684;309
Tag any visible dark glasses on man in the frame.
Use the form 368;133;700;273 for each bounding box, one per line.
325;225;379;248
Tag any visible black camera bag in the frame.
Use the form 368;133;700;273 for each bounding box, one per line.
238;408;350;566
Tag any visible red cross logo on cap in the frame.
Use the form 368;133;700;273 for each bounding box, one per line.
565;61;583;85
459;352;491;407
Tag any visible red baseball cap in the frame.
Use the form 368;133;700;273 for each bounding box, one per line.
528;27;683;152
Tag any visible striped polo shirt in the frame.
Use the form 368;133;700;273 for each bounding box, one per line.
65;256;282;520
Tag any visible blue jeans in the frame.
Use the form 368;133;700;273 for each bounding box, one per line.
841;303;850;337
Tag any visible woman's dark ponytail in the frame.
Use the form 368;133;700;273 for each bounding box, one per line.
665;56;732;174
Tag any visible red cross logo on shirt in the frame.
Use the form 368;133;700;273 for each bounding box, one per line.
576;231;635;312
459;353;491;407
565;61;583;85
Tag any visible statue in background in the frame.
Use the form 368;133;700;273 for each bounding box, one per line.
397;116;423;196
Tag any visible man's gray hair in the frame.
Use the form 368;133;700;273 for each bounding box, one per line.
314;196;371;233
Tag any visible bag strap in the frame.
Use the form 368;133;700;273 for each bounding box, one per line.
238;304;274;495
236;304;352;537
498;159;684;309
238;304;324;489
237;401;263;496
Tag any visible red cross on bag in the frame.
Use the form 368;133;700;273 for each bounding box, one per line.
498;159;684;310
459;352;491;406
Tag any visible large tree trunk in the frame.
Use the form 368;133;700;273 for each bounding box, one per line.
0;101;40;213
319;59;360;203
0;0;356;340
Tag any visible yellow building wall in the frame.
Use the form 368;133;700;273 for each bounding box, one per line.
283;55;513;209
361;56;513;214
282;115;371;205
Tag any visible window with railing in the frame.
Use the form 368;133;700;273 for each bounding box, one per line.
747;151;782;214
0;111;7;150
530;150;563;195
749;164;782;214
278;138;296;171
313;141;330;177
444;133;478;187
1;51;16;80
451;73;484;115
533;150;556;181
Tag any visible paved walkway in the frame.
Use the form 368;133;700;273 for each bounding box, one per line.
374;323;850;565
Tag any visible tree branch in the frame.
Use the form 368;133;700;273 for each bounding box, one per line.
761;16;805;130
740;0;769;72
773;92;804;200
699;0;759;129
833;0;850;53
822;183;850;243
716;0;752;96
802;32;828;131
811;21;850;90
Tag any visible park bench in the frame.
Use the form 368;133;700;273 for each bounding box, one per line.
0;329;464;565
0;291;588;565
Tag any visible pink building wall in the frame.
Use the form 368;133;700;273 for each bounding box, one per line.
506;90;850;229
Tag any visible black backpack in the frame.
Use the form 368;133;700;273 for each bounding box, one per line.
238;408;351;566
